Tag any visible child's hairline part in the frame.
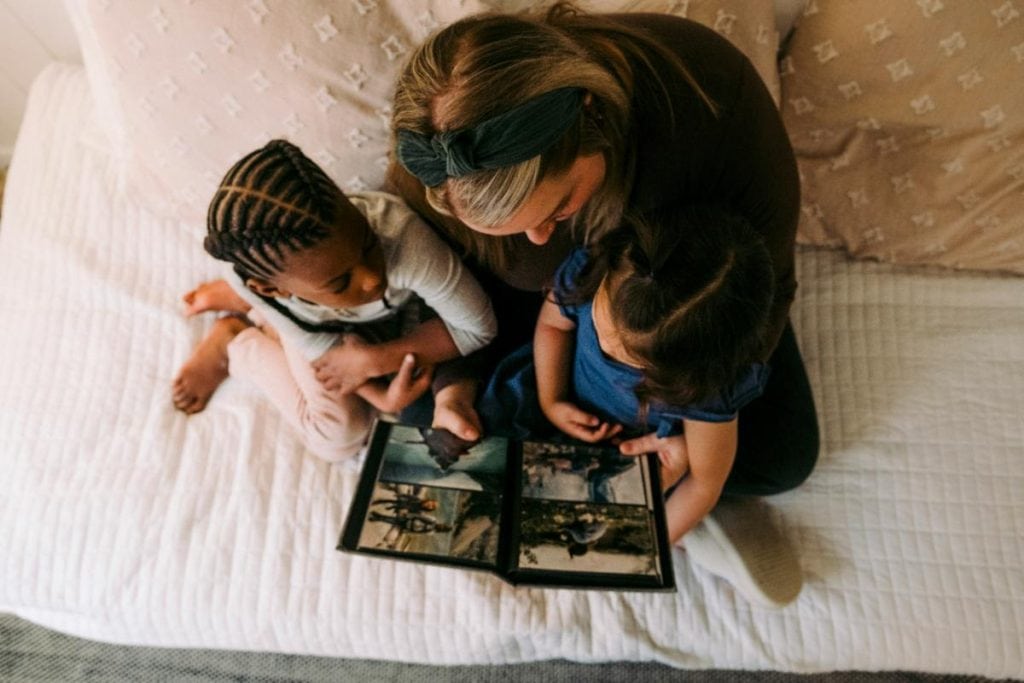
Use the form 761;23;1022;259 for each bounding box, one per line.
613;246;736;346
213;185;329;231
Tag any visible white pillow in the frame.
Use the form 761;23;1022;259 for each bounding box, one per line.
66;0;489;233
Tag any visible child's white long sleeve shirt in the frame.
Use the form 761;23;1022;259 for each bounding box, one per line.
227;191;497;361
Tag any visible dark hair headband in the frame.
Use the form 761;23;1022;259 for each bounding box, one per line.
396;87;586;187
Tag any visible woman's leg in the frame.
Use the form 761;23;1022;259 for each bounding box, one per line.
227;324;373;462
725;322;820;495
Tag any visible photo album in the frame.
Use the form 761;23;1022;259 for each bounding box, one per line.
338;418;675;591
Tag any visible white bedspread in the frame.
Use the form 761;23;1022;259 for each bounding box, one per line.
1;65;1022;677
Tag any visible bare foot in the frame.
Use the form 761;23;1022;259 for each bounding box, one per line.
183;279;251;317
431;381;482;441
172;316;249;414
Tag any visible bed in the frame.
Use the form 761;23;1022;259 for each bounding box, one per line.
1;2;1022;678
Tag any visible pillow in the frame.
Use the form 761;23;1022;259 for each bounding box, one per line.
66;0;489;233
68;0;780;234
781;1;1024;274
772;0;808;42
480;0;782;104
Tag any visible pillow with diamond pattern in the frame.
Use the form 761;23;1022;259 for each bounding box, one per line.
781;0;1024;274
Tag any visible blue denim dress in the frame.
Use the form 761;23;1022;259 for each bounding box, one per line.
480;248;770;439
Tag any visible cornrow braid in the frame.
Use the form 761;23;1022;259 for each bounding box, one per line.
204;139;342;279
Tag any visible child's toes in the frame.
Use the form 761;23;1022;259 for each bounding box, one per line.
183;396;206;414
172;376;203;413
172;390;194;412
182;291;199;314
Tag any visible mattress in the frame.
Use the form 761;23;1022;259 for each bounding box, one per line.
1;64;1022;677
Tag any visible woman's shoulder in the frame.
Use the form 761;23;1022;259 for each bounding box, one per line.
606;12;749;79
610;13;785;218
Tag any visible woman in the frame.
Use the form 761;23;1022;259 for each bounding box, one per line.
386;5;817;604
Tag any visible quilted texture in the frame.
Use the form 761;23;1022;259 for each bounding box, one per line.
781;0;1024;274
1;66;1022;676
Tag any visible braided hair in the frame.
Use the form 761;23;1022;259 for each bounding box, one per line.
205;139;344;280
564;205;774;411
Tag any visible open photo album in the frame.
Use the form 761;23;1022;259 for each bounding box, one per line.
338;418;675;591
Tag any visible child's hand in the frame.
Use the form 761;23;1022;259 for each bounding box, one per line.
545;401;623;443
313;334;378;394
432;380;482;442
619;431;690;491
355;354;433;413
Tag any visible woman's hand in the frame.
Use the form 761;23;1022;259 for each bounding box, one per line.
619;431;690;491
355;354;433;413
545;401;623;443
313;334;378;394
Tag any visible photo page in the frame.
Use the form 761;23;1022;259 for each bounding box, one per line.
339;419;674;591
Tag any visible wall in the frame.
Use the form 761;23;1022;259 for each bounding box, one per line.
0;0;81;165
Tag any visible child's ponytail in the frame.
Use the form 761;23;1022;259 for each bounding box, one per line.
605;206;775;410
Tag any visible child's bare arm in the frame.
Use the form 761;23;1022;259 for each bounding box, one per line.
535;299;621;442
534;298;575;411
313;319;459;394
663;418;738;543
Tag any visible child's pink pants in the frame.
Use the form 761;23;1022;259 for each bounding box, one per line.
226;316;373;462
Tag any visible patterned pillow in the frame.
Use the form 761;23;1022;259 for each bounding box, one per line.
67;0;489;232
68;0;780;233
782;0;1024;274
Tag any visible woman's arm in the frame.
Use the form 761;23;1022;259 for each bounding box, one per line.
663;417;738;543
535;299;621;442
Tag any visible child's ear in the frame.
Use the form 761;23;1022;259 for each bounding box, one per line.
245;277;287;299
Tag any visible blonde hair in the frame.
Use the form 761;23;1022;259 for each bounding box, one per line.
392;2;715;271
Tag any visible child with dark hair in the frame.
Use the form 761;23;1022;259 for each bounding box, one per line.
538;205;774;447
171;140;496;462
485;204;801;605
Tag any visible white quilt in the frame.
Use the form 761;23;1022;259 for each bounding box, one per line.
1;65;1022;677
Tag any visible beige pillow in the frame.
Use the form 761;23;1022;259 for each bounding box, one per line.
782;1;1024;274
67;0;490;232
483;0;781;103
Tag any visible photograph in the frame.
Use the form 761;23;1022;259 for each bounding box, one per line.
520;440;647;505
357;482;502;565
515;499;662;578
376;424;508;494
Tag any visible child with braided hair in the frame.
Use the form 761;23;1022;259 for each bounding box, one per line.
171;139;496;462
